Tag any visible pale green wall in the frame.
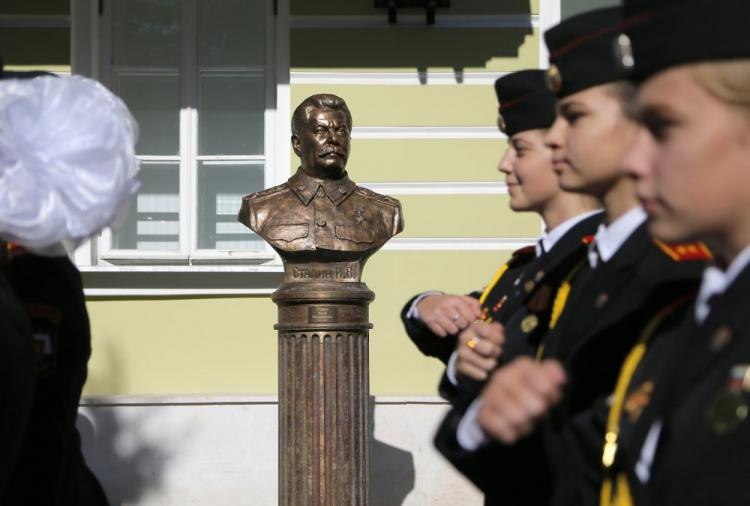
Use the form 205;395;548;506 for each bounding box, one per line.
84;249;517;395
347;139;508;183
562;0;619;18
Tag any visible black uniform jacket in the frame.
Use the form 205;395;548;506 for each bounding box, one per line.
441;212;604;405
0;263;34;499
400;212;603;368
613;262;750;506
434;222;707;506
400;247;536;366
4;253;109;506
561;290;697;506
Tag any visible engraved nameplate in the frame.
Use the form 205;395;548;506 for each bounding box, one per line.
284;262;361;283
308;306;338;324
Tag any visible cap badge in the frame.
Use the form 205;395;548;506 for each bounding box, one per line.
614;33;635;72
546;64;562;94
497;113;507;134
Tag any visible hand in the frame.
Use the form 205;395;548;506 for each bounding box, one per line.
455;321;505;381
477;357;566;444
416;294;482;337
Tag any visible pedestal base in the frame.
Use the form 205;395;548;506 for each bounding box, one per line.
274;282;373;506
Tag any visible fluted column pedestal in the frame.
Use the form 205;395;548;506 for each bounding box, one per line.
273;278;373;506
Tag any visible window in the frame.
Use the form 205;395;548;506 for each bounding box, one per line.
94;0;278;264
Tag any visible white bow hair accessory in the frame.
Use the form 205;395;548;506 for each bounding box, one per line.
0;74;140;252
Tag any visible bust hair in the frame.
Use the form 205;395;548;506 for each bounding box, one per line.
688;60;750;115
291;94;353;135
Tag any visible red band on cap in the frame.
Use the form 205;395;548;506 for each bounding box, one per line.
499;88;547;112
549;10;665;61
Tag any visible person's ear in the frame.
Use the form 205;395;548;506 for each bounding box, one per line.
291;134;302;157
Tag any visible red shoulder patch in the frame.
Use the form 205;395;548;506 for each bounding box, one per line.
653;239;713;261
581;235;595;246
512;245;536;257
8;242;28;259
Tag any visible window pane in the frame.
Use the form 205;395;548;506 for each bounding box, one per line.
197;162;265;250
199;73;265;155
115;74;180;156
112;162;180;251
198;0;265;66
112;0;180;66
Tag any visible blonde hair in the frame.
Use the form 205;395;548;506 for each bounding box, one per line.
690;60;750;112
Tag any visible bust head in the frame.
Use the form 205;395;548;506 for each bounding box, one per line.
291;94;352;180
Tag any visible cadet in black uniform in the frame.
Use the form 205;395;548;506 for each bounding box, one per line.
593;1;750;505
0;67;109;505
0;242;35;501
433;8;710;506
3;246;109;506
0;64;43;502
401;70;601;402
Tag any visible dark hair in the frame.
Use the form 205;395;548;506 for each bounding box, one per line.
604;80;638;119
291;94;353;135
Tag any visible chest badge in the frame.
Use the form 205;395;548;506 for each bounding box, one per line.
521;314;539;334
707;364;750;435
709;325;733;352
624;380;654;423
595;292;609;308
491;295;508;314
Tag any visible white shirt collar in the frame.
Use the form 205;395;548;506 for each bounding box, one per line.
588;206;647;268
695;243;750;323
536;210;601;258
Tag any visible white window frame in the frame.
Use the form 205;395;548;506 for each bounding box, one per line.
71;0;291;270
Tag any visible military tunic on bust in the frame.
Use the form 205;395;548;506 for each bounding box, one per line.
238;168;403;263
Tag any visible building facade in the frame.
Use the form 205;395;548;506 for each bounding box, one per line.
0;0;614;503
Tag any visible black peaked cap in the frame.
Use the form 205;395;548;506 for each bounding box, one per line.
494;69;557;137
620;0;750;82
544;6;626;98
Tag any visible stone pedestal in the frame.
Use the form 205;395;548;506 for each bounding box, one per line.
273;262;373;505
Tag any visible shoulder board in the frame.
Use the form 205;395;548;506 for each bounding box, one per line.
7;243;28;259
509;245;536;266
653;239;713;261
512;245;536;257
243;183;289;201
354;187;400;207
581;235;595;246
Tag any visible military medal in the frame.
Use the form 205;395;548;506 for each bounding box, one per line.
492;295;508;313
623;381;654;423
707;364;750;435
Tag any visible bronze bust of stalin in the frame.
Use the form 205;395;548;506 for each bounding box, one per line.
238;94;403;265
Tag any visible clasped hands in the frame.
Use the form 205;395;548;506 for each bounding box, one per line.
417;293;567;444
415;293;505;381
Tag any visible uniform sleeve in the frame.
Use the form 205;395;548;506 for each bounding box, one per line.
433;399;552;504
399;294;456;365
